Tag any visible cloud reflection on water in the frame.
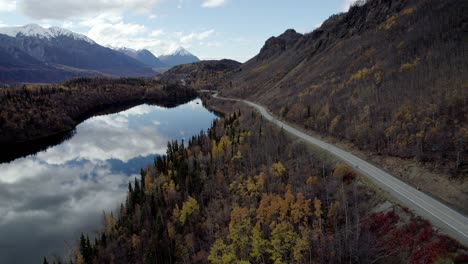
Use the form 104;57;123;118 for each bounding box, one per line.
0;98;217;263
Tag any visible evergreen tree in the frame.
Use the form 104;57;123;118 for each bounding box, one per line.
134;177;141;205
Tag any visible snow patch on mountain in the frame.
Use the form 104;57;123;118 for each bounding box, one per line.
0;24;95;44
167;47;193;56
116;47;138;53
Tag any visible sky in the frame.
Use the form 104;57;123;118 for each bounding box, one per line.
0;0;358;62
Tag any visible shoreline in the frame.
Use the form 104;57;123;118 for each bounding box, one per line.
0;85;198;163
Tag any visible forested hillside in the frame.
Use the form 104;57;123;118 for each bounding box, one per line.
222;0;468;177
54;100;466;264
158;59;241;90
0;78;196;146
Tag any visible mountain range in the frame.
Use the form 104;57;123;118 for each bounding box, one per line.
0;24;200;84
115;47;168;69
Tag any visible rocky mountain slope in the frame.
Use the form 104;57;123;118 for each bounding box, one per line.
159;47;200;67
222;0;468;177
116;47;168;69
158;59;240;90
0;24;155;84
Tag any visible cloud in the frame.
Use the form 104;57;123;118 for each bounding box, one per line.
201;0;226;8
0;0;16;12
83;15;216;55
0;158;131;263
0;98;217;262
18;0;162;20
61;21;74;29
180;29;215;44
206;41;222;47
150;29;164;37
87;21;149;45
80;13;124;27
36;106;169;165
28;13;188;56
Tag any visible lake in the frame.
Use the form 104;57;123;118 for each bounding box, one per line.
0;98;217;263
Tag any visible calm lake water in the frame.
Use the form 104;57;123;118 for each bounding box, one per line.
0;98;217;263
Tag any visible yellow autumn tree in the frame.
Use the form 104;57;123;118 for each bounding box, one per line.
314;197;322;220
106;212;116;235
314;197;323;230
291;192;312;225
177;196;200;224
218;135;233;157
212;140;219;158
250;226;268;262
74;249;85;264
228;207;252;260
208;239;235;264
270;162;286;177
267;222;298;264
307;176;319;188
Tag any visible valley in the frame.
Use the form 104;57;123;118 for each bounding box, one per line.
0;0;467;263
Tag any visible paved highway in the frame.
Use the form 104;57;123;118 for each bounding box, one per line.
213;93;468;246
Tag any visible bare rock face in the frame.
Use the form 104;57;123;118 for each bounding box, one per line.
257;29;303;61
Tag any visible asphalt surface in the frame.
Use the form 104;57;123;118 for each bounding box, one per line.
213;93;468;246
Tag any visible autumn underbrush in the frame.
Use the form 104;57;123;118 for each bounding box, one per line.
364;211;468;264
49;99;466;264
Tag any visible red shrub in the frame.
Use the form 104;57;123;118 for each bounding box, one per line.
415;224;433;243
409;240;444;264
365;211;466;263
367;211;399;236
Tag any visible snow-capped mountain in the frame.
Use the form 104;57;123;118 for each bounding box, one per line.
0;24;95;44
116;47;137;54
169;47;193;56
116;47;167;69
159;47;200;67
0;24;155;84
